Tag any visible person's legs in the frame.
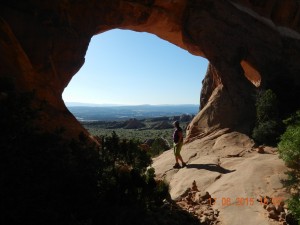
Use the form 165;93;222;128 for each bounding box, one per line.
178;155;186;167
178;155;183;163
173;144;181;168
173;142;186;167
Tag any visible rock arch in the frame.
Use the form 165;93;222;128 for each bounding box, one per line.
1;0;300;141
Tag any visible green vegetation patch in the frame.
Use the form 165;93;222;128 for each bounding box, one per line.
0;84;200;225
252;89;282;146
278;111;300;223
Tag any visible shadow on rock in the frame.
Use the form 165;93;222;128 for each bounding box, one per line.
186;163;236;174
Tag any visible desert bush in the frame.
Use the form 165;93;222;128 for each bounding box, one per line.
252;120;281;145
278;110;300;223
0;79;199;225
252;89;282;145
149;137;170;156
256;89;279;123
278;126;300;167
0;88;100;225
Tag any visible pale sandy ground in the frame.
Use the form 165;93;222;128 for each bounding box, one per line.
152;130;289;225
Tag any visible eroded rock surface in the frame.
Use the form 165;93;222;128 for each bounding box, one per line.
152;131;289;225
1;0;300;139
1;1;298;224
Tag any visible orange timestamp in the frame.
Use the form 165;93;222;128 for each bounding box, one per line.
258;196;285;206
208;196;285;207
209;197;255;206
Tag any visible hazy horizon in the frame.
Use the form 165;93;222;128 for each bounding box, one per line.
65;101;200;107
66;102;199;121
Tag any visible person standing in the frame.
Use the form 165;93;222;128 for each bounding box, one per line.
172;121;186;168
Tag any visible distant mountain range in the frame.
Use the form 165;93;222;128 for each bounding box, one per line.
65;102;125;107
65;103;200;121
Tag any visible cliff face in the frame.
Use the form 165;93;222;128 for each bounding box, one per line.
0;0;300;140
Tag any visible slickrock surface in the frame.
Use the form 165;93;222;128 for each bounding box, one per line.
153;131;289;225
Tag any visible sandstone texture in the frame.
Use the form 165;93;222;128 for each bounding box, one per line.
152;131;289;225
1;1;299;224
1;0;300;139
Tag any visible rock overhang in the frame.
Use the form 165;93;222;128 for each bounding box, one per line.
0;0;300;139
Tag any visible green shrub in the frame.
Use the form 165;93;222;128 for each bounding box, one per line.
286;196;300;224
149;138;170;156
278;110;300;169
0;82;200;225
0;90;100;224
256;89;279;123
252;89;282;145
278;125;300;168
278;110;300;223
252;120;281;145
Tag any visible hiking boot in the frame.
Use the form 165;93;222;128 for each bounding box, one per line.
182;162;187;167
173;163;181;169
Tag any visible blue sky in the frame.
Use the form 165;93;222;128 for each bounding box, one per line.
62;29;208;105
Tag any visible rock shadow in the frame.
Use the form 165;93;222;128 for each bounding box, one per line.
186;163;235;174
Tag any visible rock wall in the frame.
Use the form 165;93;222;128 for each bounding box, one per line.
0;0;300;140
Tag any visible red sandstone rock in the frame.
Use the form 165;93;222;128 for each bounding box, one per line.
0;0;300;140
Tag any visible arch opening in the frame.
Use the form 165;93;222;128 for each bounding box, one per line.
62;29;208;141
63;29;208;107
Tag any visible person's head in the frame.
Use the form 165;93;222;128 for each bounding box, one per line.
173;120;180;128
